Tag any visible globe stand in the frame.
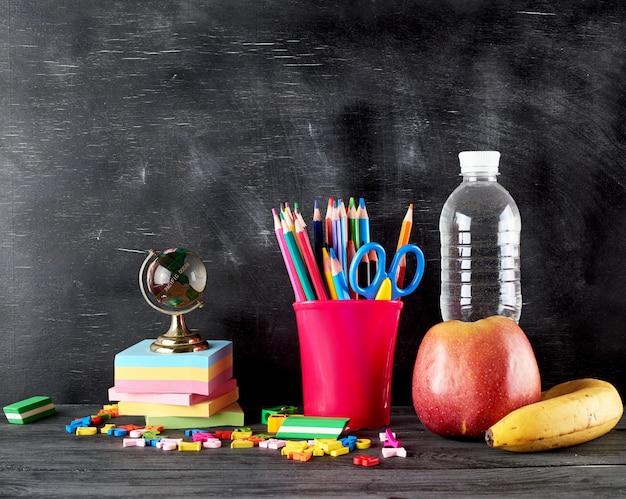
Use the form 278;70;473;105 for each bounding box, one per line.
139;248;211;354
150;314;209;354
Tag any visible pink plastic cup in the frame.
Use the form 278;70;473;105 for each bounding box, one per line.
293;300;403;431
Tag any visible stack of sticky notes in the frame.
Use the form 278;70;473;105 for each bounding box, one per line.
3;396;56;424
109;339;244;429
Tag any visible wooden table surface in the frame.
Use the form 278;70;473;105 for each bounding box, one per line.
1;405;625;498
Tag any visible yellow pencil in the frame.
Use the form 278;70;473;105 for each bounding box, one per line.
375;277;393;300
322;247;338;300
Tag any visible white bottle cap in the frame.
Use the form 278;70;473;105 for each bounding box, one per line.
458;151;500;175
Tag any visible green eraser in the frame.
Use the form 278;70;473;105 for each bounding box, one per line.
261;405;299;424
3;396;56;424
276;415;349;440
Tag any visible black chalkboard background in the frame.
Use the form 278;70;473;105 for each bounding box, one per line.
1;0;624;413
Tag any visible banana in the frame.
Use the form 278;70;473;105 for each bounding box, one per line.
485;378;623;452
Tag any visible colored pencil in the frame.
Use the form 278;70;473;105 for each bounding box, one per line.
325;197;334;247
357;198;370;247
282;204;295;232
348;197;360;250
395;203;413;287
346;239;357;299
357;247;371;288
368;248;378;286
331;201;342;271
294;210;308;252
280;213;316;301
337;199;348;273
396;203;413;250
375;277;393;300
329;248;350;300
295;216;328;300
312;200;324;269
272;209;305;302
321;247;338;300
273;198;416;303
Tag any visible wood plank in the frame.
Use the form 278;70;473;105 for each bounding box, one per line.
2;405;625;497
2;466;626;498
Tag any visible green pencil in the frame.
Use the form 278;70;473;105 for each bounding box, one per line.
280;213;316;300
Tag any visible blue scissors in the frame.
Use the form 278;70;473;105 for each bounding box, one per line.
348;242;425;300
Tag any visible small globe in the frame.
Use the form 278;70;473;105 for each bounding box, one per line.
145;248;207;312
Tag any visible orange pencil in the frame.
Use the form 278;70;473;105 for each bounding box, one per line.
396;203;413;287
295;216;329;300
397;203;414;250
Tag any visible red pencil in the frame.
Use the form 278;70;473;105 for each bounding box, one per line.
295;216;329;300
368;248;379;288
325;197;334;247
346;239;357;299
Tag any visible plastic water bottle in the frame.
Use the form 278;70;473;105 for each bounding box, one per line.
439;151;522;323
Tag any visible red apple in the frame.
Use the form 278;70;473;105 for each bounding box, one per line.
412;316;541;438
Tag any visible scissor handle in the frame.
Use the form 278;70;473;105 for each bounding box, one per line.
348;242;387;299
388;243;426;298
348;242;426;299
